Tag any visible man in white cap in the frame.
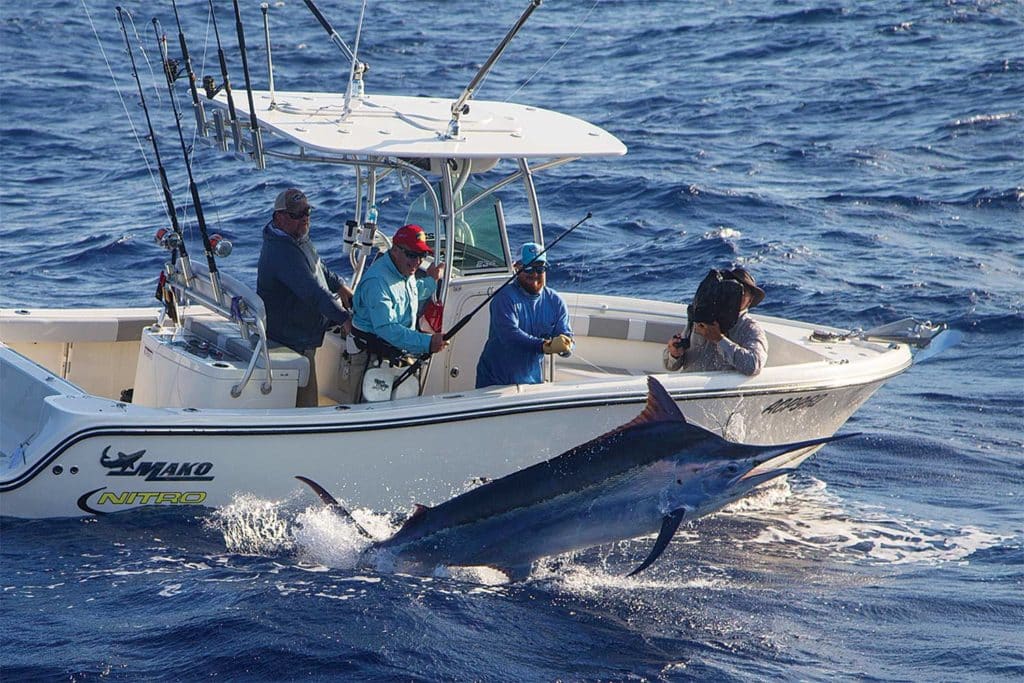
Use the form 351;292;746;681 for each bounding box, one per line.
475;242;573;388
257;187;353;407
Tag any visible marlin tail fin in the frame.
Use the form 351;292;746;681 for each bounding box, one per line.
295;475;374;540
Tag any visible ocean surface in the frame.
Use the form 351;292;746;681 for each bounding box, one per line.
1;0;1022;680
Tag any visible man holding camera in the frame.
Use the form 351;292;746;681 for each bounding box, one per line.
664;267;768;376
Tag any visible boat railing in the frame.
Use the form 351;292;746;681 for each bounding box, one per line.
166;260;275;396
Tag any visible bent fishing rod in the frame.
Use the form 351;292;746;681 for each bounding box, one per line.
154;19;224;302
446;210;592;341
231;0;264;169
115;7;192;280
205;0;243;152
169;0;205;133
391;211;592;392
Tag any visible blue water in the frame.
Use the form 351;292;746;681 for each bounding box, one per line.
2;0;1022;680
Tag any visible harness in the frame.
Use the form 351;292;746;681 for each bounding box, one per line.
349;326;408;365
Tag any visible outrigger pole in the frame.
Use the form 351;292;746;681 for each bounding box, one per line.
391;210;592;393
154;19;224;303
204;0;244;153
446;0;542;139
115;6;192;285
231;0;265;169
260;3;276;108
301;0;369;112
169;0;205;134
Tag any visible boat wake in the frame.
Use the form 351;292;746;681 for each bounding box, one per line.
723;476;1008;566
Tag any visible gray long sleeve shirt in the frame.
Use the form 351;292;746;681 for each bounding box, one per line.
663;311;768;376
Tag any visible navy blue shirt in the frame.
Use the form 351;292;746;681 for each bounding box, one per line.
475;282;572;388
257;221;349;352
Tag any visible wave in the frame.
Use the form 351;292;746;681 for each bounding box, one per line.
821;187;1023;209
945;111;1018;130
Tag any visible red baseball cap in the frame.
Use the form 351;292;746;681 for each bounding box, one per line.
393;224;433;255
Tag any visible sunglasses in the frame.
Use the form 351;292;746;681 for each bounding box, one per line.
521;264;548;274
286;207;311;219
400;246;428;260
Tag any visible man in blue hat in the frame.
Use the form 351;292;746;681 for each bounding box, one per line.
475;242;573;388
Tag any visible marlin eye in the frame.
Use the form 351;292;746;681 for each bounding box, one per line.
727;463;739;473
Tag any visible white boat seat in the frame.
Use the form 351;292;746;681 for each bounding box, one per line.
184;314;310;387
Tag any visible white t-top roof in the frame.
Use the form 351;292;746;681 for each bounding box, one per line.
213;90;627;160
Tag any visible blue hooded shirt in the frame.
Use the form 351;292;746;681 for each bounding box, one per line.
475;281;572;388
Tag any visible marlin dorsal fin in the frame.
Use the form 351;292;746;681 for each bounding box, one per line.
618;377;686;432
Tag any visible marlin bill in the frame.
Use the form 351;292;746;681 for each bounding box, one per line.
298;377;856;580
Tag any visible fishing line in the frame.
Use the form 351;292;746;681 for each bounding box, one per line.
81;1;162;212
505;0;601;101
125;10;161;104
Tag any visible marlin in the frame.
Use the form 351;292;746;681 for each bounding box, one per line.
298;377;854;580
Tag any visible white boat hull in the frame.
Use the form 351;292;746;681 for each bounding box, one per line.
1;315;904;518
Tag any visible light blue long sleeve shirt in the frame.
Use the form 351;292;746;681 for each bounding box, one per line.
352;253;437;355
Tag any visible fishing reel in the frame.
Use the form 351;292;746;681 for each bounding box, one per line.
209;234;233;258
154;227;181;252
202;75;223;99
163;58;182;83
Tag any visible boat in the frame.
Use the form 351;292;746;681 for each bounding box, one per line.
0;2;949;519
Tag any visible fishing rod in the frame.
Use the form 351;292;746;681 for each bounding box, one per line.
169;0;205;133
203;0;244;153
391;210;593;392
446;211;591;341
231;0;265;169
446;0;542;139
155;19;224;303
115;7;192;281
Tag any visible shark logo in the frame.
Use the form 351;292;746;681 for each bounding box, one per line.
100;446;146;472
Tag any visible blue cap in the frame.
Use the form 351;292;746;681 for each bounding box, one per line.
519;242;547;266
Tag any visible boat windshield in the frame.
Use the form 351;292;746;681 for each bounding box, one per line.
407;181;511;275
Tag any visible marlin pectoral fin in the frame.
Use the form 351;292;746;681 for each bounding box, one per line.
295;476;373;540
627;507;687;577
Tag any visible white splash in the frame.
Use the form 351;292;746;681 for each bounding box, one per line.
209;493;294;556
704;226;742;240
726;477;1009;565
291;506;375;570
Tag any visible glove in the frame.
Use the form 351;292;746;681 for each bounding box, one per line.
543;334;573;355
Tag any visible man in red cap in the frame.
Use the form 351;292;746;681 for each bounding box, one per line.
351;224;447;358
257;187;354;407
